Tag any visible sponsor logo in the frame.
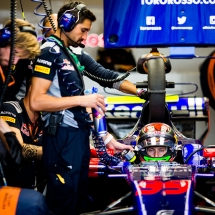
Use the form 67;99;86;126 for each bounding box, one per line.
0;111;16;117
21;123;30;136
63;59;70;64
0;116;15;123
178;16;186;25
156;210;174;215
62;59;75;70
35;65;50;74
62;64;75;70
36;58;52;66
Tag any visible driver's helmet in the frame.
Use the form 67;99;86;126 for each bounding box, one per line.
137;123;177;161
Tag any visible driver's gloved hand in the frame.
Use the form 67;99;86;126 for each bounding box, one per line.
4;131;22;165
136;88;149;100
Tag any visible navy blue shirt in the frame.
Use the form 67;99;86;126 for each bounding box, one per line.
0;99;44;191
33;36;119;128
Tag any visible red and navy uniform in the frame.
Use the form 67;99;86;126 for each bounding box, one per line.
32;35;120;215
0;99;45;192
0;59;32;101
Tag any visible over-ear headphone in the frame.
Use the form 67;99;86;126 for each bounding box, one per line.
0;26;37;47
58;3;86;32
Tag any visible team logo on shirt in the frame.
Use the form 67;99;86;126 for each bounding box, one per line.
35;65;50;74
62;59;74;70
37;58;52;66
21;123;30;136
0;116;16;123
28;60;33;70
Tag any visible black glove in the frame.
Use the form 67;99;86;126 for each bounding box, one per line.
4;132;22;165
136;88;149;100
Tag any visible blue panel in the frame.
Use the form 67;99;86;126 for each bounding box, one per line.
104;0;215;48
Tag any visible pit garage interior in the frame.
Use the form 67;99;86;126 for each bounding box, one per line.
1;1;215;215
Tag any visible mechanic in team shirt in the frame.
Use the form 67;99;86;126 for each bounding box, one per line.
0;18;40;101
0;79;45;192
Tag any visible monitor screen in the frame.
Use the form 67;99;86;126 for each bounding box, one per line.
103;0;215;48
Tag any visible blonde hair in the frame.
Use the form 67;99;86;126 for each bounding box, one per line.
4;18;41;59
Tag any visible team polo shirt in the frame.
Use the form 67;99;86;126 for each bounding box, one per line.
0;99;44;190
33;35;119;128
0;59;32;102
0;99;43;145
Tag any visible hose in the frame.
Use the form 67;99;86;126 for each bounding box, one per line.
92;132;121;166
84;70;130;83
41;0;56;32
0;0;17;109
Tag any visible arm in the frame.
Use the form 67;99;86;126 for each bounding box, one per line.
9;126;43;160
0;118;21;164
79;51;119;88
30;77;106;114
0;103;42;161
102;132;133;153
80;51;138;94
119;80;137;95
31;46;106;114
0;118;14;151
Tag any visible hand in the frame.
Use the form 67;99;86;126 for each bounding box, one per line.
105;137;134;153
80;94;106;115
4;132;22;165
136;88;149;100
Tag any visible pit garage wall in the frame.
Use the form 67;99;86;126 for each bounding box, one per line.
0;0;214;145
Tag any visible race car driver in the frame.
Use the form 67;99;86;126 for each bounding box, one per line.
137;122;178;161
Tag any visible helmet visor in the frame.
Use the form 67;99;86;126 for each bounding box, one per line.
141;136;175;148
146;146;168;157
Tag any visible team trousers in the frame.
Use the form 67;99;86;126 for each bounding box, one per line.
42;126;90;215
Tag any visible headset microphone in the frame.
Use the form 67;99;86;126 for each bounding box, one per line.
79;43;85;48
62;28;85;48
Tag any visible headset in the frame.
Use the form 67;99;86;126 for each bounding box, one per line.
0;26;37;47
58;3;87;32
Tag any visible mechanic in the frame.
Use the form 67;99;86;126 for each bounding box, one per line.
41;13;58;40
41;12;130;155
30;1;141;214
0;119;49;215
137;122;178;161
0;18;40;101
0;17;41;185
0;79;46;193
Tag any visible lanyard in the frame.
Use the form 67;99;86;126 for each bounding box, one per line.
49;36;85;73
49;36;85;93
28;121;39;143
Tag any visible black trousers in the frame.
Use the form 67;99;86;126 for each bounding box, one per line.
42;126;90;215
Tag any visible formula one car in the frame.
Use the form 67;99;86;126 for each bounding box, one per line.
84;49;215;215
